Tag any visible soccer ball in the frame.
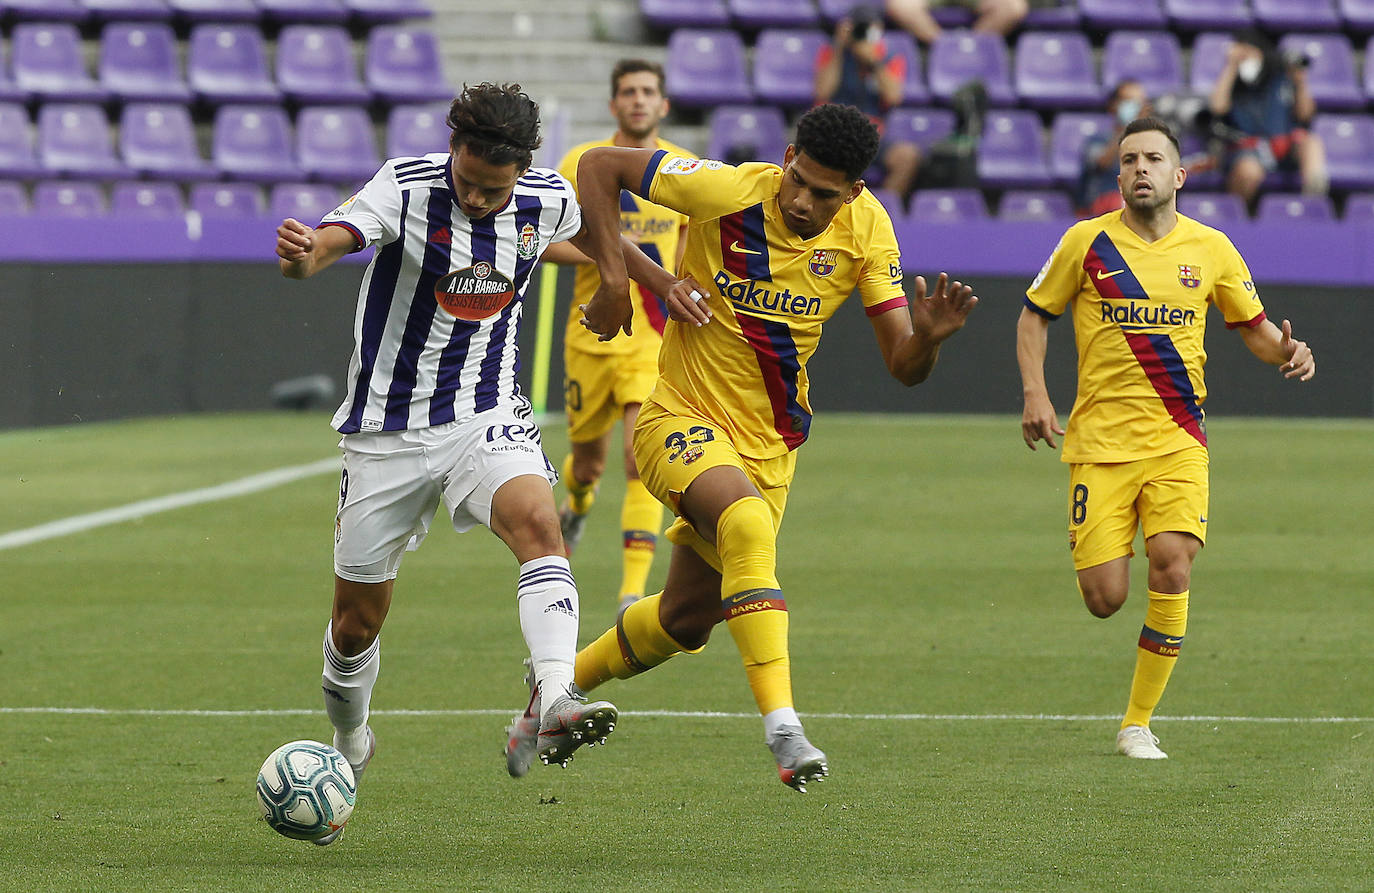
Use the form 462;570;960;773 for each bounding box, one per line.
256;740;357;841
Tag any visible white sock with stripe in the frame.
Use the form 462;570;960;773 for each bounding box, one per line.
516;555;579;720
321;621;379;765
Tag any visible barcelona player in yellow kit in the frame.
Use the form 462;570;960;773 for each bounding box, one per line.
539;60;690;614
561;104;977;791
1018;117;1315;760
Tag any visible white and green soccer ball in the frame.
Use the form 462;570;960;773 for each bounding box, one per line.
256;740;357;841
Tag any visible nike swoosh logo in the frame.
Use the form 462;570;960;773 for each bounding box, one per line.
1095;268;1126;280
729;240;763;255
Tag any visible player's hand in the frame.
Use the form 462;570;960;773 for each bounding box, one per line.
909;272;978;343
580;281;633;341
276;218;313;262
664;275;712;326
1278;318;1315;381
1022;392;1064;451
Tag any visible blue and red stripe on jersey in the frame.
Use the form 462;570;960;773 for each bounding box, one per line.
722;588;787;621
718;204;771;282
736;312;811;450
1138;624;1184;657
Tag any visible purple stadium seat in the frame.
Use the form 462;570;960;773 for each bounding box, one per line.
729;0;819;28
1367;36;1374;101
343;0;434;25
1278;34;1363;110
707;105;789;164
1162;0;1251;30
257;0;350;24
37;104;128;179
276;25;372;105
99;22;193;103
82;0;174;20
1257;193;1335;222
816;0;865;23
1014;31;1101;110
386;104;450;157
882;30;931;107
111;181;185;217
1100;31;1183;98
1178;192;1247;224
1341;0;1374;32
1189;32;1234;94
1024;0;1081;27
190;182;264;218
6;0;89;22
752;29;827;108
0;103;43;179
1313;114;1374;191
297;106;381;184
11;23;110;103
33;180;107;217
665;29;753;107
0;181;30;215
1252;0;1340;30
909;188;988;222
927;31;1015;106
1049;111;1114;185
1078;0;1166;29
1343;193;1374;221
977;109;1052;188
120;103;214;180
641;0;731;28
365;26;452;104
168;0;261;22
188;25;282;105
999;190;1074;221
269;182;342;223
885;107;957;150
212;104;304;183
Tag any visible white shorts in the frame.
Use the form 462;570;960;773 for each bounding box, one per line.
333;408;558;583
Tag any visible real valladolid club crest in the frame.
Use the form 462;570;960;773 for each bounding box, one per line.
1178;264;1202;288
809;249;837;277
517;223;540;260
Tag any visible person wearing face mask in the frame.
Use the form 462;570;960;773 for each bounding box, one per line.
1076;80;1152;216
1208;27;1328;210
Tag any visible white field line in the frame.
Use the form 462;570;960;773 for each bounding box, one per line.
0;458;338;551
0;707;1369;724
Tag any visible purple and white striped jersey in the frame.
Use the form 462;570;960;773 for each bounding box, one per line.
318;153;581;434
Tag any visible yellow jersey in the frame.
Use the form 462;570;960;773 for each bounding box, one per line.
1025;211;1266;464
559;137;692;356
643;152;907;459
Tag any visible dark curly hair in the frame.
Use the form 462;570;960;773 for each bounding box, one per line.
447;83;542;170
793;104;880;182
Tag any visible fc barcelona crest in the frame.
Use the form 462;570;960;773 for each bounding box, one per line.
809;248;838;277
517;223;540;260
1178;264;1202;288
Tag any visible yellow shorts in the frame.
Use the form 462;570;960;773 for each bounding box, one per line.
633;397;796;573
563;344;659;443
1067;445;1209;570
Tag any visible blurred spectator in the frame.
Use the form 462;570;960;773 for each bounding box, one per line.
885;0;1028;45
1076;80;1151;217
814;4;921;205
1208;27;1328;208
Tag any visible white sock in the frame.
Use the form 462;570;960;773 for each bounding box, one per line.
321;621;379;764
763;707;802;740
516;555;579;719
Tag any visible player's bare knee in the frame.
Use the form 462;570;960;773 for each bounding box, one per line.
331;614;380;655
1079;582;1127;618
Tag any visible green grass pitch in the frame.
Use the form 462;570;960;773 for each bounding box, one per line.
2;412;1371;892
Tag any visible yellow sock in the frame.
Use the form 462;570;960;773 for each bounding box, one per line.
561;453;596;514
574;593;690;691
1123;589;1188;729
716;498;792;716
619;478;663;599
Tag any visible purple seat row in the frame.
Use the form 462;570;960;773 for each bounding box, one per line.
0;0;430;26
0;178;353;221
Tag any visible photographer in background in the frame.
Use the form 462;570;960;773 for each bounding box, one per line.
1076;80;1152;217
1208;27;1328;210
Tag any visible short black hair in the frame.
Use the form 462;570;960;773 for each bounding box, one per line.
610;59;665;98
1120;115;1181;160
447;83;542;170
793;104;880;182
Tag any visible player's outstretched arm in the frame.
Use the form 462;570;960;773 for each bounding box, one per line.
1238;317;1315;381
276;218;356;280
1016;305;1064;450
870;272;977;387
573;146;661;340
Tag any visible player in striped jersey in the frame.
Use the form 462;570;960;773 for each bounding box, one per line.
274;84;669;835
555;104;977;791
1018;117;1315;760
